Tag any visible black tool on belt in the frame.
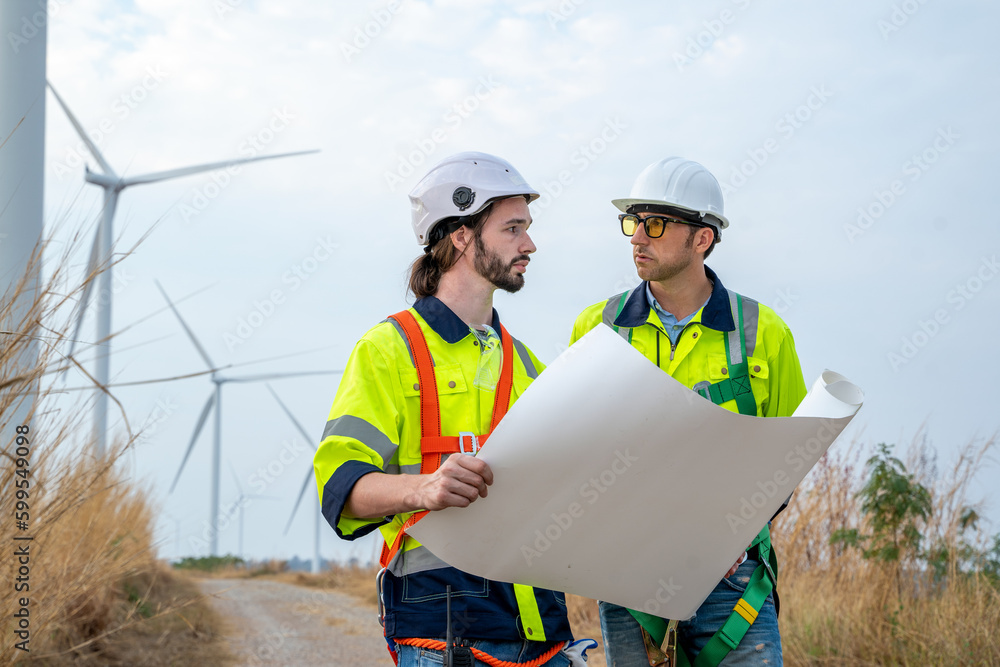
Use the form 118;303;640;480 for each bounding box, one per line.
445;585;473;667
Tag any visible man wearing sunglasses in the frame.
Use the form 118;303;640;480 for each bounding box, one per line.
569;157;807;666
315;152;578;666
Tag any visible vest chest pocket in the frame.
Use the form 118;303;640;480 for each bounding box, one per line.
399;363;468;397
691;354;769;415
699;352;732;383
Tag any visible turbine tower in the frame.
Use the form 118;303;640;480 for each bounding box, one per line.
157;281;335;556
0;1;46;455
48;83;319;458
271;383;331;575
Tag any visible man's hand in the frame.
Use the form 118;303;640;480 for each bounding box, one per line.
343;455;495;519
724;551;748;578
414;455;494;511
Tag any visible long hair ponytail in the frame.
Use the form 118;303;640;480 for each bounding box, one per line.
407;204;493;298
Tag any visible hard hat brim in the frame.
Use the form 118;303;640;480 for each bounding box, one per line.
611;198;730;229
468;191;540;218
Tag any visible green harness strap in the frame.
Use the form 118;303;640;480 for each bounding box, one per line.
629;292;778;666
633;526;777;667
694;292;756;417
687;527;776;667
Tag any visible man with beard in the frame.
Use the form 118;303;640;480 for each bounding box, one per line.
314;152;576;666
569;157;807;666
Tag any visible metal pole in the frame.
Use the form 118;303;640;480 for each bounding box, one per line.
0;0;47;452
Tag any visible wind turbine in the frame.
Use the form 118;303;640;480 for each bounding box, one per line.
270;383;333;575
48;82;319;458
157;280;335;556
227;462;278;560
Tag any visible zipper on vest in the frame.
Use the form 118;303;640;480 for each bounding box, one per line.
652;321;697;364
670;323;699;362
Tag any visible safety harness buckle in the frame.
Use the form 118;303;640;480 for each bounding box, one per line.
458;432;479;455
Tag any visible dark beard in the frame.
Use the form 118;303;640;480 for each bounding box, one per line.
474;233;527;293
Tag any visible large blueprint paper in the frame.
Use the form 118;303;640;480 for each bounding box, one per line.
409;326;864;619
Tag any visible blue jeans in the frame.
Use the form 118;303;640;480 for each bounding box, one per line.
396;639;571;666
599;559;782;666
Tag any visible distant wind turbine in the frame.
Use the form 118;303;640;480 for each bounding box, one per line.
270;383;335;575
157;280;336;557
48;82;319;458
228;462;279;559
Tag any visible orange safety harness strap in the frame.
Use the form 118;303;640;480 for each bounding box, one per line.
379;309;514;569
393;310;442;463
393;638;564;667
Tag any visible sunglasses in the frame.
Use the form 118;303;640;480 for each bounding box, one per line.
619;213;708;239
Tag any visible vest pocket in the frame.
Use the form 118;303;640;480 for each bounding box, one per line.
399;363;468;397
401;568;490;603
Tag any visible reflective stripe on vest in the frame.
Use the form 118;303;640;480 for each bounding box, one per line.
603;289;634;343
379;309;547;642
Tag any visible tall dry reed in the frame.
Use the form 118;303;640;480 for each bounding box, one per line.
1;226;215;664
772;435;1000;665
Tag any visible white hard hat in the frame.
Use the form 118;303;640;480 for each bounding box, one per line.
409;151;540;246
612;157;730;230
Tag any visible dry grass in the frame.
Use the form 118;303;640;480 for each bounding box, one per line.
773;435;1000;665
0;456;231;666
1;232;230;665
183;558;290;580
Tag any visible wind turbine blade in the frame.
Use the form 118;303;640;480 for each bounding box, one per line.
155;280;216;370
224;345;338;370
169;392;216;493
224;370;341;383
284;467;315;536
64;224;103;364
228;461;243;496
266;383;316;451
47;82;115;176
119;150;320;187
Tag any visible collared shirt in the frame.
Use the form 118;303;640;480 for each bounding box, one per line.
645;283;711;346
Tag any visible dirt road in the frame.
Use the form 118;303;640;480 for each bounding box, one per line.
198;578;394;666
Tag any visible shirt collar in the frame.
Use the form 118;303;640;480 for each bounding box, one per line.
413;296;502;344
614;265;736;332
645;283;709;327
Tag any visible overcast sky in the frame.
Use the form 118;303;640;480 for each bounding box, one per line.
35;0;1000;563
